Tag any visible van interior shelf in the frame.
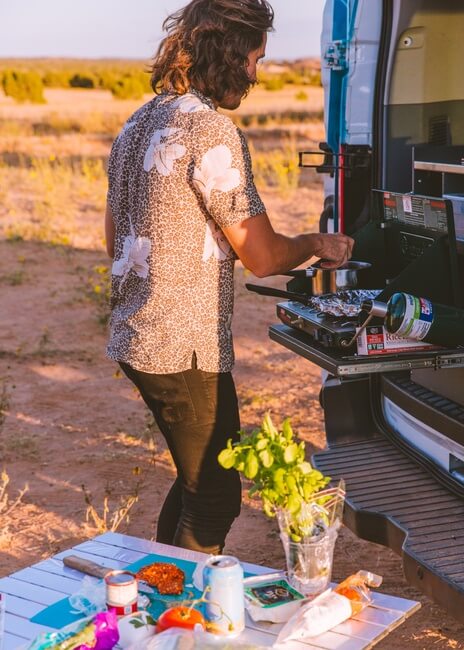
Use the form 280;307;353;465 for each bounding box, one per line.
414;160;464;175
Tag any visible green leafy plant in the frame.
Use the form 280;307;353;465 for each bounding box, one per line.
218;414;330;521
130;613;156;628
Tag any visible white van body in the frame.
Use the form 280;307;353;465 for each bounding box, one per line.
274;0;464;619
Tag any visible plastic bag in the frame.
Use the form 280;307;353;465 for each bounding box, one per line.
27;611;119;650
69;576;106;617
275;570;383;646
126;626;266;650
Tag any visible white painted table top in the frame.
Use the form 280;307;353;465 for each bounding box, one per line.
0;532;420;650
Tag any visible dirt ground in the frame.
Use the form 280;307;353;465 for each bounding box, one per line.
0;88;463;648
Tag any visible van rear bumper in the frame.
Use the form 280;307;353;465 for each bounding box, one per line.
313;438;464;623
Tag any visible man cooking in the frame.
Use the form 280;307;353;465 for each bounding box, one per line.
105;0;354;555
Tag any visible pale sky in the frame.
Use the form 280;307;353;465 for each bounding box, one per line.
0;0;326;60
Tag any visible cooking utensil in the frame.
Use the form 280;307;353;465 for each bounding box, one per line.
245;283;312;305
63;555;155;594
282;261;371;296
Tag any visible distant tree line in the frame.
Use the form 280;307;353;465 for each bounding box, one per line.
0;59;321;104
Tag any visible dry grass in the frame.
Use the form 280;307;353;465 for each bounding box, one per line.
0;470;29;518
0;155;107;249
251;137;302;196
81;470;144;534
0;86;324;251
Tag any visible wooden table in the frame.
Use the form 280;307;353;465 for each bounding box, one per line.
0;532;420;650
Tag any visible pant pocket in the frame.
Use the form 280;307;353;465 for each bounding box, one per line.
158;374;198;425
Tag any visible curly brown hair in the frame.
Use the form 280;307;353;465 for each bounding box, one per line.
151;0;274;104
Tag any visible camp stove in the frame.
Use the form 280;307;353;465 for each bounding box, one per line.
276;301;358;349
246;283;381;350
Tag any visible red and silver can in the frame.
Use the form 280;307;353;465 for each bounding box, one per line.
203;555;245;637
105;570;138;617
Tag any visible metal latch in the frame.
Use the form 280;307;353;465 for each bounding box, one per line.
324;40;349;71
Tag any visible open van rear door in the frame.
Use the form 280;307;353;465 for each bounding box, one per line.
321;0;382;232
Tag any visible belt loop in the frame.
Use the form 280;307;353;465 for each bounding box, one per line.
191;351;198;370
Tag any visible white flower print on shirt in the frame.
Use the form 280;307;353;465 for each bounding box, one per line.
143;128;186;176
193;145;241;262
193;144;241;209
172;93;211;114
112;216;151;291
202;218;234;262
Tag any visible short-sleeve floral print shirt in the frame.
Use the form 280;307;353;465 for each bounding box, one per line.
106;90;265;374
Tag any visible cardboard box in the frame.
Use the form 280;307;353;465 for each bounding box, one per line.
356;325;438;356
444;193;464;242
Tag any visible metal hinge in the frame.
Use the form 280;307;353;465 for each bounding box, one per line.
324;40;349;71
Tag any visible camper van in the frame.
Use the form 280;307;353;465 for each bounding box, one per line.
267;0;464;621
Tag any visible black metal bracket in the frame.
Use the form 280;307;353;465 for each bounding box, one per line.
299;143;371;178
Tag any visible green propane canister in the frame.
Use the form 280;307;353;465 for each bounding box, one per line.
362;293;464;347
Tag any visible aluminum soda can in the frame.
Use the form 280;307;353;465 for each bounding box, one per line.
203;555;245;636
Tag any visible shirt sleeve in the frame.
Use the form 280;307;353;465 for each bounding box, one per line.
192;115;266;229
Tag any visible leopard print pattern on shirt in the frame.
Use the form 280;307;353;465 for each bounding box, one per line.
106;90;265;374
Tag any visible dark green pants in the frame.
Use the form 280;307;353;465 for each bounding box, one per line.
120;363;241;554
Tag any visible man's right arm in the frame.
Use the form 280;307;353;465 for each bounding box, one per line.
223;213;354;278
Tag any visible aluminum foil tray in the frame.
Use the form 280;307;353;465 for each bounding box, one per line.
309;290;382;317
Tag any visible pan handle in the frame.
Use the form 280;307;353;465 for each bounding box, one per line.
280;267;317;278
245;283;311;305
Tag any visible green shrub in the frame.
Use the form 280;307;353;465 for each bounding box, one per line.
110;76;144;100
262;76;285;92
98;70;119;90
239;115;253;128
42;70;71;88
1;70;46;104
308;71;322;87
69;73;97;89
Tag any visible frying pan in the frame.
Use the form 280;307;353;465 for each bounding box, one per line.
246;283;312;305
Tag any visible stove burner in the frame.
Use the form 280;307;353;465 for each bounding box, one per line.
277;290;383;349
